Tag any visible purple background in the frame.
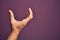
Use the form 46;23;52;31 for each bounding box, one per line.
0;0;60;40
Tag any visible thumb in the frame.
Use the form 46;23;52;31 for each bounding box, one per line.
9;10;15;20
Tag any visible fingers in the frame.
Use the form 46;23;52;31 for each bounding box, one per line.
22;8;33;24
27;8;33;19
9;10;15;20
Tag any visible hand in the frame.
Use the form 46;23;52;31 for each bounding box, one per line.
9;8;33;32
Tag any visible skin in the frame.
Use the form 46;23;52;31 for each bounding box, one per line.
7;8;33;40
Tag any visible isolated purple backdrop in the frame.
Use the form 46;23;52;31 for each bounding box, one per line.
0;0;60;40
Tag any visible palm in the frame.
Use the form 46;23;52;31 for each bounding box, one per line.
9;8;33;32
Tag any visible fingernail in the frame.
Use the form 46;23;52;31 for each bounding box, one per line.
29;8;31;10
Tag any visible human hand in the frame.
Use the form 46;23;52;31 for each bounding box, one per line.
9;8;33;32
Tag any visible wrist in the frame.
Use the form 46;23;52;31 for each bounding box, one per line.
7;31;20;40
12;30;21;34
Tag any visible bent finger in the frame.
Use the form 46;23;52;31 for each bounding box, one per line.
27;8;33;19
